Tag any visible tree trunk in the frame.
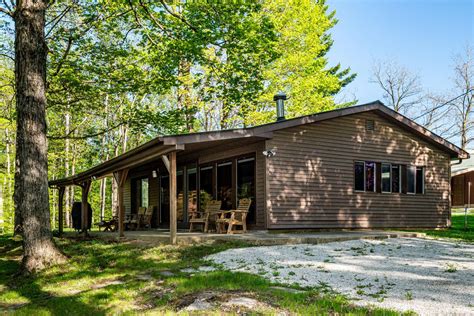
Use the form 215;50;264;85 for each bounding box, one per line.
64;112;71;227
14;0;65;274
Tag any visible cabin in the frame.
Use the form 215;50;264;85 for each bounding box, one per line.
49;98;468;242
451;153;474;208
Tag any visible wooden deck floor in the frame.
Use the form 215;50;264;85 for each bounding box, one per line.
80;229;424;246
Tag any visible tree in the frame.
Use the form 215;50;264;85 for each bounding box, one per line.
451;46;474;150
247;0;356;125
412;47;473;149
371;60;422;116
9;0;65;273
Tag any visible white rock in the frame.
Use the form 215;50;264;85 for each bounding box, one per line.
222;297;259;308
206;238;474;316
182;299;213;311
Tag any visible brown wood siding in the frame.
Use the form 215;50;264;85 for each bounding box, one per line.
265;111;451;229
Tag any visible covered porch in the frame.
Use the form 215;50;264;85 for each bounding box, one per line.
49;133;268;244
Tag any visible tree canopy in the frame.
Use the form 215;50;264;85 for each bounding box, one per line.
0;0;355;236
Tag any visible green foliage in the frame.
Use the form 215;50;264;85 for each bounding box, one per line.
248;0;357;125
0;0;355;231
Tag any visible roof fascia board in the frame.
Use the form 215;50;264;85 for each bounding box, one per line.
375;106;468;159
49;144;183;187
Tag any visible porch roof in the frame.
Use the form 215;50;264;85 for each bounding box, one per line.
49;100;468;187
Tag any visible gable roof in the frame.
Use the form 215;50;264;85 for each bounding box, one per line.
49;100;468;187
160;100;467;158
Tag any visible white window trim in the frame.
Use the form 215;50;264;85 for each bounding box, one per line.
354;161;365;192
381;163;392;193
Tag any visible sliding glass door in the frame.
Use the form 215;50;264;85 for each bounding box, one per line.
237;157;255;224
217;161;233;210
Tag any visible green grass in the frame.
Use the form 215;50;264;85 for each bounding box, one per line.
418;214;474;242
0;235;411;315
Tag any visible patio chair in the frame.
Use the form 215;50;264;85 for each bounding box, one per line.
189;200;222;233
124;207;146;230
216;198;251;234
139;206;154;229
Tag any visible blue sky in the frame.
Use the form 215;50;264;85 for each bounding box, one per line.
326;0;473;104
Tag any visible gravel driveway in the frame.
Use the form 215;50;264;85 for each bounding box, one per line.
206;238;474;315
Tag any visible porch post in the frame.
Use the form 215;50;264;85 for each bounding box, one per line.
81;181;91;236
169;151;177;244
58;186;65;236
114;169;129;238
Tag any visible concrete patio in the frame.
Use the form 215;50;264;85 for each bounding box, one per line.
88;229;425;246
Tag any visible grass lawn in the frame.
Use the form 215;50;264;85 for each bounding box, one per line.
419;213;474;242
0;235;411;315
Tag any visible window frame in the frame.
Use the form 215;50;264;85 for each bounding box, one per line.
381;163;392;193
391;164;401;194
407;165;416;195
416;166;425;194
365;161;377;193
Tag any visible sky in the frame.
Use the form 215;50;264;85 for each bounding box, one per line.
326;0;474;104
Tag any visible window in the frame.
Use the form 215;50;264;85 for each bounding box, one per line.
365;162;376;192
391;165;401;193
141;178;149;207
355;161;424;195
407;166;416;194
354;161;376;192
416;167;424;194
381;163;391;193
354;162;365;191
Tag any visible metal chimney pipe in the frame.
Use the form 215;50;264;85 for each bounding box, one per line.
274;92;287;121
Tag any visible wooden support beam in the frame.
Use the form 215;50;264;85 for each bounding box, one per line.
114;169;129;238
161;155;170;173
81;181;91;236
58;186;65;237
169;152;177;244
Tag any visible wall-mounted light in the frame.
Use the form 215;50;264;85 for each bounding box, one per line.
262;150;275;158
152;170;158;178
